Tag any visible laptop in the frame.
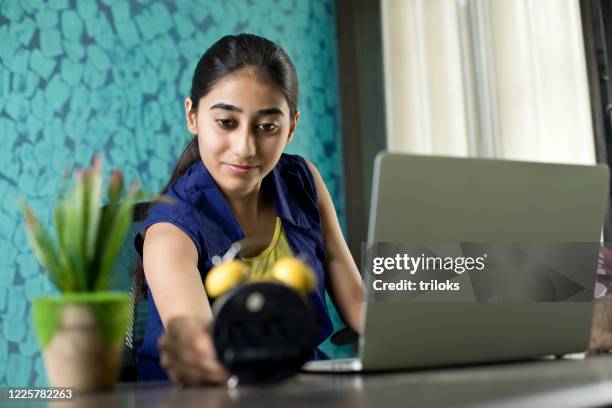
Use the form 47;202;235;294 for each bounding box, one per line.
303;152;609;372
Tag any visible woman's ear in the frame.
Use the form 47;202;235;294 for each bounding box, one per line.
185;97;198;135
287;111;300;145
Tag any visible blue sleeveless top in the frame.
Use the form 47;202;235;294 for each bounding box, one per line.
134;153;334;380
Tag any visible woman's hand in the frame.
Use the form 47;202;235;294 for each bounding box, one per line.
158;316;230;386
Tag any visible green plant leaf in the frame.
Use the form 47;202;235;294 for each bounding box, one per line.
82;171;91;289
92;170;125;281
21;203;71;291
53;201;77;291
54;201;65;254
85;157;104;286
108;170;124;204
64;178;88;291
95;183;140;291
92;203;117;289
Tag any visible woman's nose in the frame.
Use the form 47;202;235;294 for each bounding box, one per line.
232;127;256;158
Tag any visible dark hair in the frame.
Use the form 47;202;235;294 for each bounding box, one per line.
134;34;299;298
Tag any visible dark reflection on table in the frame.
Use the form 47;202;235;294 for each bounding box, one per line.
37;355;612;408
44;374;364;408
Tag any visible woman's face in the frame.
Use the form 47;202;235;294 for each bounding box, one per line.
185;68;298;197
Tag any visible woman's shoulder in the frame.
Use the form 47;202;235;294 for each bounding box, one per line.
277;152;308;171
277;153;317;194
278;153;314;182
135;162;207;252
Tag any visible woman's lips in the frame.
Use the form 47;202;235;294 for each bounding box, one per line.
225;163;259;174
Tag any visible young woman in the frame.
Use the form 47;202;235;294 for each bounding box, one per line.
135;33;363;385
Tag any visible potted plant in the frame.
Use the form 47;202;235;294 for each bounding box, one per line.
21;155;157;391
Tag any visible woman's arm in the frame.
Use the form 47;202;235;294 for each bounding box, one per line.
306;161;365;333
143;222;212;327
143;223;229;385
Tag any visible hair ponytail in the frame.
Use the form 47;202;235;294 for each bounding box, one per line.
160;137;200;195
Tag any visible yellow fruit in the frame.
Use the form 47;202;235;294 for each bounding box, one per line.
205;260;248;298
270;257;317;294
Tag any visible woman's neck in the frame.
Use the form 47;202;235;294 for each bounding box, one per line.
223;182;274;234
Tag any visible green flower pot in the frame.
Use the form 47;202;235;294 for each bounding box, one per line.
32;292;131;392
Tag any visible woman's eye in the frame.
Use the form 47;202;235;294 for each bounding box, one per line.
257;123;278;133
216;119;237;128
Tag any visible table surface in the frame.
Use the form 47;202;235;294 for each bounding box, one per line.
20;354;612;408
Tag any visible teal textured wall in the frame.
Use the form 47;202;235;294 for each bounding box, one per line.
0;0;347;386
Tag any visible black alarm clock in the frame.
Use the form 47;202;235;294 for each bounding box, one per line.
211;281;319;384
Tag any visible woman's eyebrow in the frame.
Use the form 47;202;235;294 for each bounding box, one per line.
210;103;284;116
210;103;242;112
257;107;283;116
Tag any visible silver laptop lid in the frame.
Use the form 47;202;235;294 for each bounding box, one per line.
360;152;608;370
368;153;608;242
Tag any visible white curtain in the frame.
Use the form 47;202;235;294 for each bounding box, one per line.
381;0;596;165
